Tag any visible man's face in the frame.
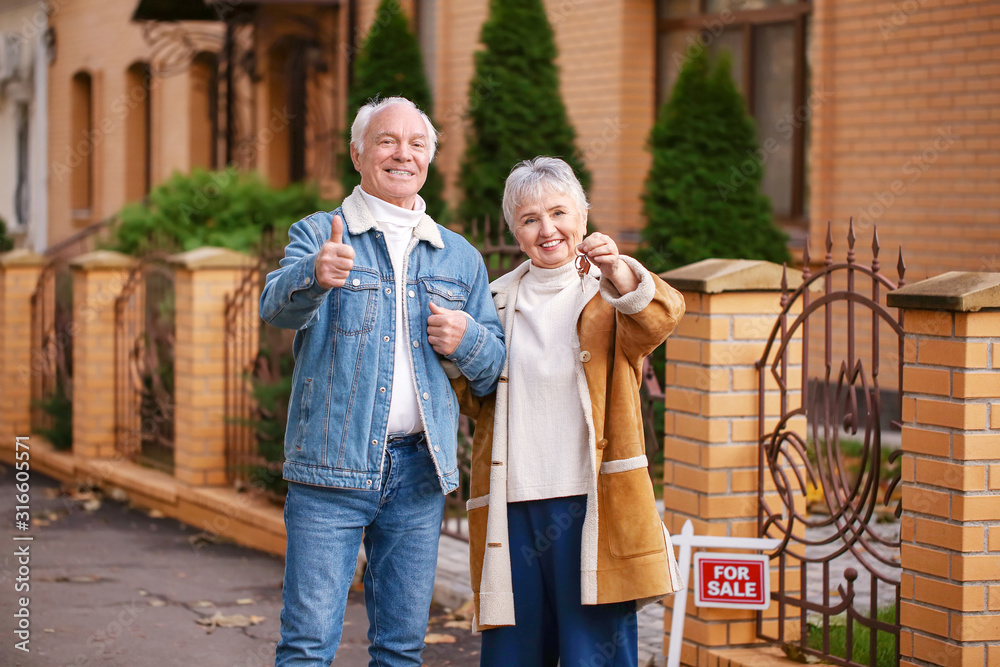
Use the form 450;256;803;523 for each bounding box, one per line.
350;104;431;210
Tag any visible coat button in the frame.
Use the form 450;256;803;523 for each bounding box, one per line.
366;480;372;486
385;287;391;295
380;387;386;393
371;439;378;445
352;278;360;286
408;290;415;298
422;392;430;400
580;350;592;362
383;335;390;342
434;445;440;453
413;340;419;348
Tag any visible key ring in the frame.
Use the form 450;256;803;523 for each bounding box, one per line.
575;253;591;291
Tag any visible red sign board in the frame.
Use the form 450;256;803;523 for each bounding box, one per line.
693;553;770;609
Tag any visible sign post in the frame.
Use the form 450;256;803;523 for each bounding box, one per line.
665;520;781;667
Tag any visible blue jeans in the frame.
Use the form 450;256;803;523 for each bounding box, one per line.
275;433;446;666
480;496;638;667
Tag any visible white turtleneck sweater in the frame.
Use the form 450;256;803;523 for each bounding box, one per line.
359;188;425;436
507;261;591;503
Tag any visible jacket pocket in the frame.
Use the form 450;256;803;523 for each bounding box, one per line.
294;377;313;450
422;277;470;310
599;459;663;559
334;269;379;335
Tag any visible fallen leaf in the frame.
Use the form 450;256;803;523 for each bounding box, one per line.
149;600;166;607
148;509;165;519
54;575;103;584
444;620;471;630
781;643;823;664
138;590;149;596
108;488;129;502
424;633;457;644
43;629;55;633
196;612;265;633
451;599;475;621
194;601;215;608
236;598;254;605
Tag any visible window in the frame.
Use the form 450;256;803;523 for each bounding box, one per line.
70;71;94;221
657;0;811;224
190;52;220;171
15;102;29;226
125;62;153;201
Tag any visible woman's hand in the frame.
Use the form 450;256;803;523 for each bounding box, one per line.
577;232;639;294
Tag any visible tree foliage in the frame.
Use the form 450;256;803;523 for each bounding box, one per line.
342;0;447;221
458;0;590;237
639;48;789;273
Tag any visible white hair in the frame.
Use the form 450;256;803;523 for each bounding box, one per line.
502;157;590;231
350;96;439;162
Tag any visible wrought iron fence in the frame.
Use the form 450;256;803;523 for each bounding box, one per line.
29;259;73;444
114;255;176;473
756;221;905;667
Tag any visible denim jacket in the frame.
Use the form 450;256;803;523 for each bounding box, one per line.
259;188;505;494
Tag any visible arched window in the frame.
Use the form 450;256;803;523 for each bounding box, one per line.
190;51;219;171
125;62;152;201
70;71;94;221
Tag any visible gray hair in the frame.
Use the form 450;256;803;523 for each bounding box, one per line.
502;157;590;232
350;97;439;162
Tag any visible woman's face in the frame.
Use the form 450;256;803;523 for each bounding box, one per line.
512;193;588;269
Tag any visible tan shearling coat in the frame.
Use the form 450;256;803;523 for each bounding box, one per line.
452;257;686;631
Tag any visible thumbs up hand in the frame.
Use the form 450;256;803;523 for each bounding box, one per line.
427;302;468;356
315;215;356;289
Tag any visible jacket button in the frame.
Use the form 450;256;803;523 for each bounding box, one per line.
408;290;415;298
596;438;608;450
380;387;386;393
434;445;440;453
422;392;430;400
580;350;592;362
366;480;372;486
352;278;360;286
383;336;390;342
385;287;391;295
372;439;378;445
413;340;419;348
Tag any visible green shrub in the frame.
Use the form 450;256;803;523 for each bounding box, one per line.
0;215;14;253
33;377;73;452
639;48;789;273
458;0;590;238
107;168;332;255
342;0;447;222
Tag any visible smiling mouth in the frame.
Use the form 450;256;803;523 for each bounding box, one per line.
540;240;563;249
386;169;413;177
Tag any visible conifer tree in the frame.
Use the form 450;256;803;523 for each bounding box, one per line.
639;48;789;273
342;0;446;221
458;0;590;237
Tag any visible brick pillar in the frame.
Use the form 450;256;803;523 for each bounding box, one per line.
70;251;137;459
171;247;255;487
659;259;807;666
0;250;47;446
888;272;1000;667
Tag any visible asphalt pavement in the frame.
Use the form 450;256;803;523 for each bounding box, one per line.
0;463;480;667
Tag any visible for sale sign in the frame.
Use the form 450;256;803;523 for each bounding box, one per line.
693;553;770;609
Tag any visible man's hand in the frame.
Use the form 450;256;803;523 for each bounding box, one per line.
315;215;356;289
427;302;468;356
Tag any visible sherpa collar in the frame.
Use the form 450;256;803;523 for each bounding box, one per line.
341;185;445;249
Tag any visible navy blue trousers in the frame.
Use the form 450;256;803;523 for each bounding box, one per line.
480;496;638;667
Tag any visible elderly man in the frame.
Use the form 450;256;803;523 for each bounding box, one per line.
259;97;505;666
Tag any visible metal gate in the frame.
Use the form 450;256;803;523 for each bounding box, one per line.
114;255;176;472
756;222;905;666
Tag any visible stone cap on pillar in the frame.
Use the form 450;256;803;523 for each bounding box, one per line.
887;271;1000;312
168;247;255;270
69;250;138;271
0;248;47;267
659;258;805;294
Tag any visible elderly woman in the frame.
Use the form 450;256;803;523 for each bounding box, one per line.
451;157;686;666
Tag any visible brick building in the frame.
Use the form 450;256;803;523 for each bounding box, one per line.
42;0;999;272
